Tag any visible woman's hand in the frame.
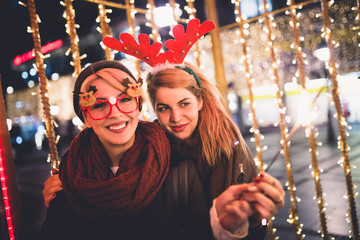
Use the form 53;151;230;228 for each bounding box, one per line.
242;172;285;221
215;184;256;233
43;173;63;207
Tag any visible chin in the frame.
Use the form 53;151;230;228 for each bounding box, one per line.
172;132;191;140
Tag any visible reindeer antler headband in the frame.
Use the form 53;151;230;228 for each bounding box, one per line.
103;18;215;87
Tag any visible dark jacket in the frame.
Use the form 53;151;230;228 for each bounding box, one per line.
167;129;267;239
40;160;214;240
167;129;258;203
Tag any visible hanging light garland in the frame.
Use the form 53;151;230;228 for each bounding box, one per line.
61;0;86;78
26;0;60;170
260;0;304;238
185;0;201;67
124;0;141;80
97;4;114;60
146;0;161;43
319;0;359;238
0;149;14;240
231;0;274;238
232;0;265;173
286;0;330;238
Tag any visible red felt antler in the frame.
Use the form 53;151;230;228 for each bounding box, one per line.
103;33;167;67
102;18;215;66
164;19;215;64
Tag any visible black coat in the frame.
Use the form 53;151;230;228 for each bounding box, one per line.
40;160;214;240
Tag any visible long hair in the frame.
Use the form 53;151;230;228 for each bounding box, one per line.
147;62;246;166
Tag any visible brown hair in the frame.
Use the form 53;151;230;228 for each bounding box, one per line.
147;62;246;166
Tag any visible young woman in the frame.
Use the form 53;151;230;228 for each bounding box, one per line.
40;60;214;240
146;62;285;238
42;60;285;239
147;62;258;202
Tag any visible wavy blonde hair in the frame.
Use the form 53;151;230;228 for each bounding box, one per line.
147;62;246;166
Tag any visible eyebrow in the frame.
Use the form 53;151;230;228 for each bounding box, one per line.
178;98;190;103
156;97;191;107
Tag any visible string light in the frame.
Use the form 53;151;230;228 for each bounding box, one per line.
185;0;201;67
124;0;141;80
0;149;15;239
62;0;83;78
232;1;273;236
319;0;360;238
260;0;304;239
232;0;265;173
286;0;330;238
97;4;114;60
146;0;161;43
26;0;60;170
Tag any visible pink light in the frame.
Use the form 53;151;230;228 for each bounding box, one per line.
0;148;15;239
13;39;63;66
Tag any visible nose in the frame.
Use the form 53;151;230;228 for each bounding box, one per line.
170;108;181;123
108;104;124;118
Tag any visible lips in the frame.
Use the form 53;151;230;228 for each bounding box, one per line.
171;124;187;132
107;122;127;133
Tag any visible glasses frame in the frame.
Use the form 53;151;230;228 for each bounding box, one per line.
82;95;139;120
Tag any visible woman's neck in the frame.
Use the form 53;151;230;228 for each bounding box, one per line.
106;150;124;167
100;137;135;167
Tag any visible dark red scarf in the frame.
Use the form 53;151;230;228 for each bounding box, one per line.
59;121;170;220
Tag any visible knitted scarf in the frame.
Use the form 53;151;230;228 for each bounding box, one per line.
59;121;170;220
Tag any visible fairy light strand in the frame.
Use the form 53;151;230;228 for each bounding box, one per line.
185;0;201;67
287;0;329;238
307;125;330;239
97;4;114;60
169;0;179;24
0;148;15;239
233;0;264;171
146;0;161;43
232;0;274;238
125;0;141;80
320;0;359;238
62;0;83;78
27;0;60;170
261;0;303;238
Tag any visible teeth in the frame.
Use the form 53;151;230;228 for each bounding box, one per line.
108;123;126;130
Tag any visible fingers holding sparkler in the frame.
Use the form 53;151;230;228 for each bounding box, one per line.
242;172;285;220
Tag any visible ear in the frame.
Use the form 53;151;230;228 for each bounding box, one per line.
197;96;203;111
83;112;92;128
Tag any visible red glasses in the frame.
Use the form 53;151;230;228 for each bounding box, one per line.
82;95;139;120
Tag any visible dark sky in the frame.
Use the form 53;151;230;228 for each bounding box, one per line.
0;0;287;94
1;0;101;92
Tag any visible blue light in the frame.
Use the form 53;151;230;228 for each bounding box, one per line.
22;71;29;79
16;136;23;144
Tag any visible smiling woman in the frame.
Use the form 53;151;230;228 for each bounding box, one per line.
155;86;203;140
